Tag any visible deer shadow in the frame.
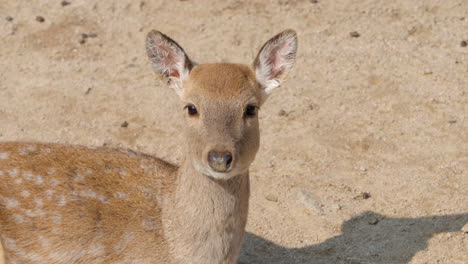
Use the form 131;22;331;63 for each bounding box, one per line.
239;211;468;264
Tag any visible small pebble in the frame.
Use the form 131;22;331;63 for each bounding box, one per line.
461;223;468;233
85;87;92;95
310;0;318;3
81;33;89;39
266;194;278;202
354;192;371;200
36;16;45;23
278;109;288;117
88;33;97;38
298;189;324;215
350;31;360;38
121;121;129;128
79;38;86;44
6;16;13;22
461;40;467;47
368;216;379;225
361;192;371;199
448;120;457;124
61;0;71;6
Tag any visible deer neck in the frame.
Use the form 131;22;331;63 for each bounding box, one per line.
163;157;250;264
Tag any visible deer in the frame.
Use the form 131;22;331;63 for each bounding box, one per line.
0;29;297;264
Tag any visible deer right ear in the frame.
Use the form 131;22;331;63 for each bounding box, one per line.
253;30;297;101
146;30;194;96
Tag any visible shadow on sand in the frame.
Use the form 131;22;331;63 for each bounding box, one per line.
239;211;468;264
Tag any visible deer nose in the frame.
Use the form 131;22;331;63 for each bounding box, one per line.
208;151;233;172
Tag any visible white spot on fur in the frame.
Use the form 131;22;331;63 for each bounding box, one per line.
41;147;51;153
82;189;97;199
113;232;134;253
116;168;128;177
36;209;45;217
89;243;105;257
35;198;44;207
142;217;157;231
56;194;67;206
97;194;109;203
74;173;85;182
18;147;28;155
6;198;19;209
139;160;152;171
36;174;44;184
39;236;50;248
13;214;25;223
25;208;45;217
0;152;8;159
2;235;47;262
15;178;23;184
0;170;3;176
50;178;60;187
81;189;109;203
85;168;93;175
23;171;34;180
143;187;152;198
24;209;35;217
113;192;128;200
27;145;36;151
51;212;62;224
21;190;30;197
2;236;17;250
47;168;57;175
45;189;55;199
8;168;19;177
70;191;79;199
156;193;163;204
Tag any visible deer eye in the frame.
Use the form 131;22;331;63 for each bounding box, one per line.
244;105;257;117
184;104;198;116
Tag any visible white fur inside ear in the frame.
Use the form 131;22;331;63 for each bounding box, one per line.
255;31;297;97
146;31;193;95
263;79;280;95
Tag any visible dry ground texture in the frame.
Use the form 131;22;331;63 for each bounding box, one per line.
1;0;467;263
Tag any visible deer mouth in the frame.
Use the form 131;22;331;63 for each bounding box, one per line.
192;159;245;180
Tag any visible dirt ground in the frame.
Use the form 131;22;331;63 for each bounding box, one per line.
0;0;467;263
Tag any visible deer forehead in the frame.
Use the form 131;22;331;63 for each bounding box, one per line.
183;63;260;102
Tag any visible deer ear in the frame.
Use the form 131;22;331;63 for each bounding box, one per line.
253;30;297;99
146;30;194;96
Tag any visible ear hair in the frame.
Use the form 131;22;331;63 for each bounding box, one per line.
146;30;194;95
253;29;297;99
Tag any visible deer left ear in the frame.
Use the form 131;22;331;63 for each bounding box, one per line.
146;30;195;96
253;30;297;99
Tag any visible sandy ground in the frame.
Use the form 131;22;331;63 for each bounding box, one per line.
0;0;467;263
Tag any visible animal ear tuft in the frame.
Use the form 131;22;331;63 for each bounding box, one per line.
146;30;194;95
253;29;297;98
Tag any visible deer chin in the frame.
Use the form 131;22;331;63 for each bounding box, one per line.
192;160;246;180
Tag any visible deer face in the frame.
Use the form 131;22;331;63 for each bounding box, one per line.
146;30;297;180
181;63;261;179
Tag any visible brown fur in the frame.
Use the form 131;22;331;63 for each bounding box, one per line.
184;64;260;100
0;142;176;263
